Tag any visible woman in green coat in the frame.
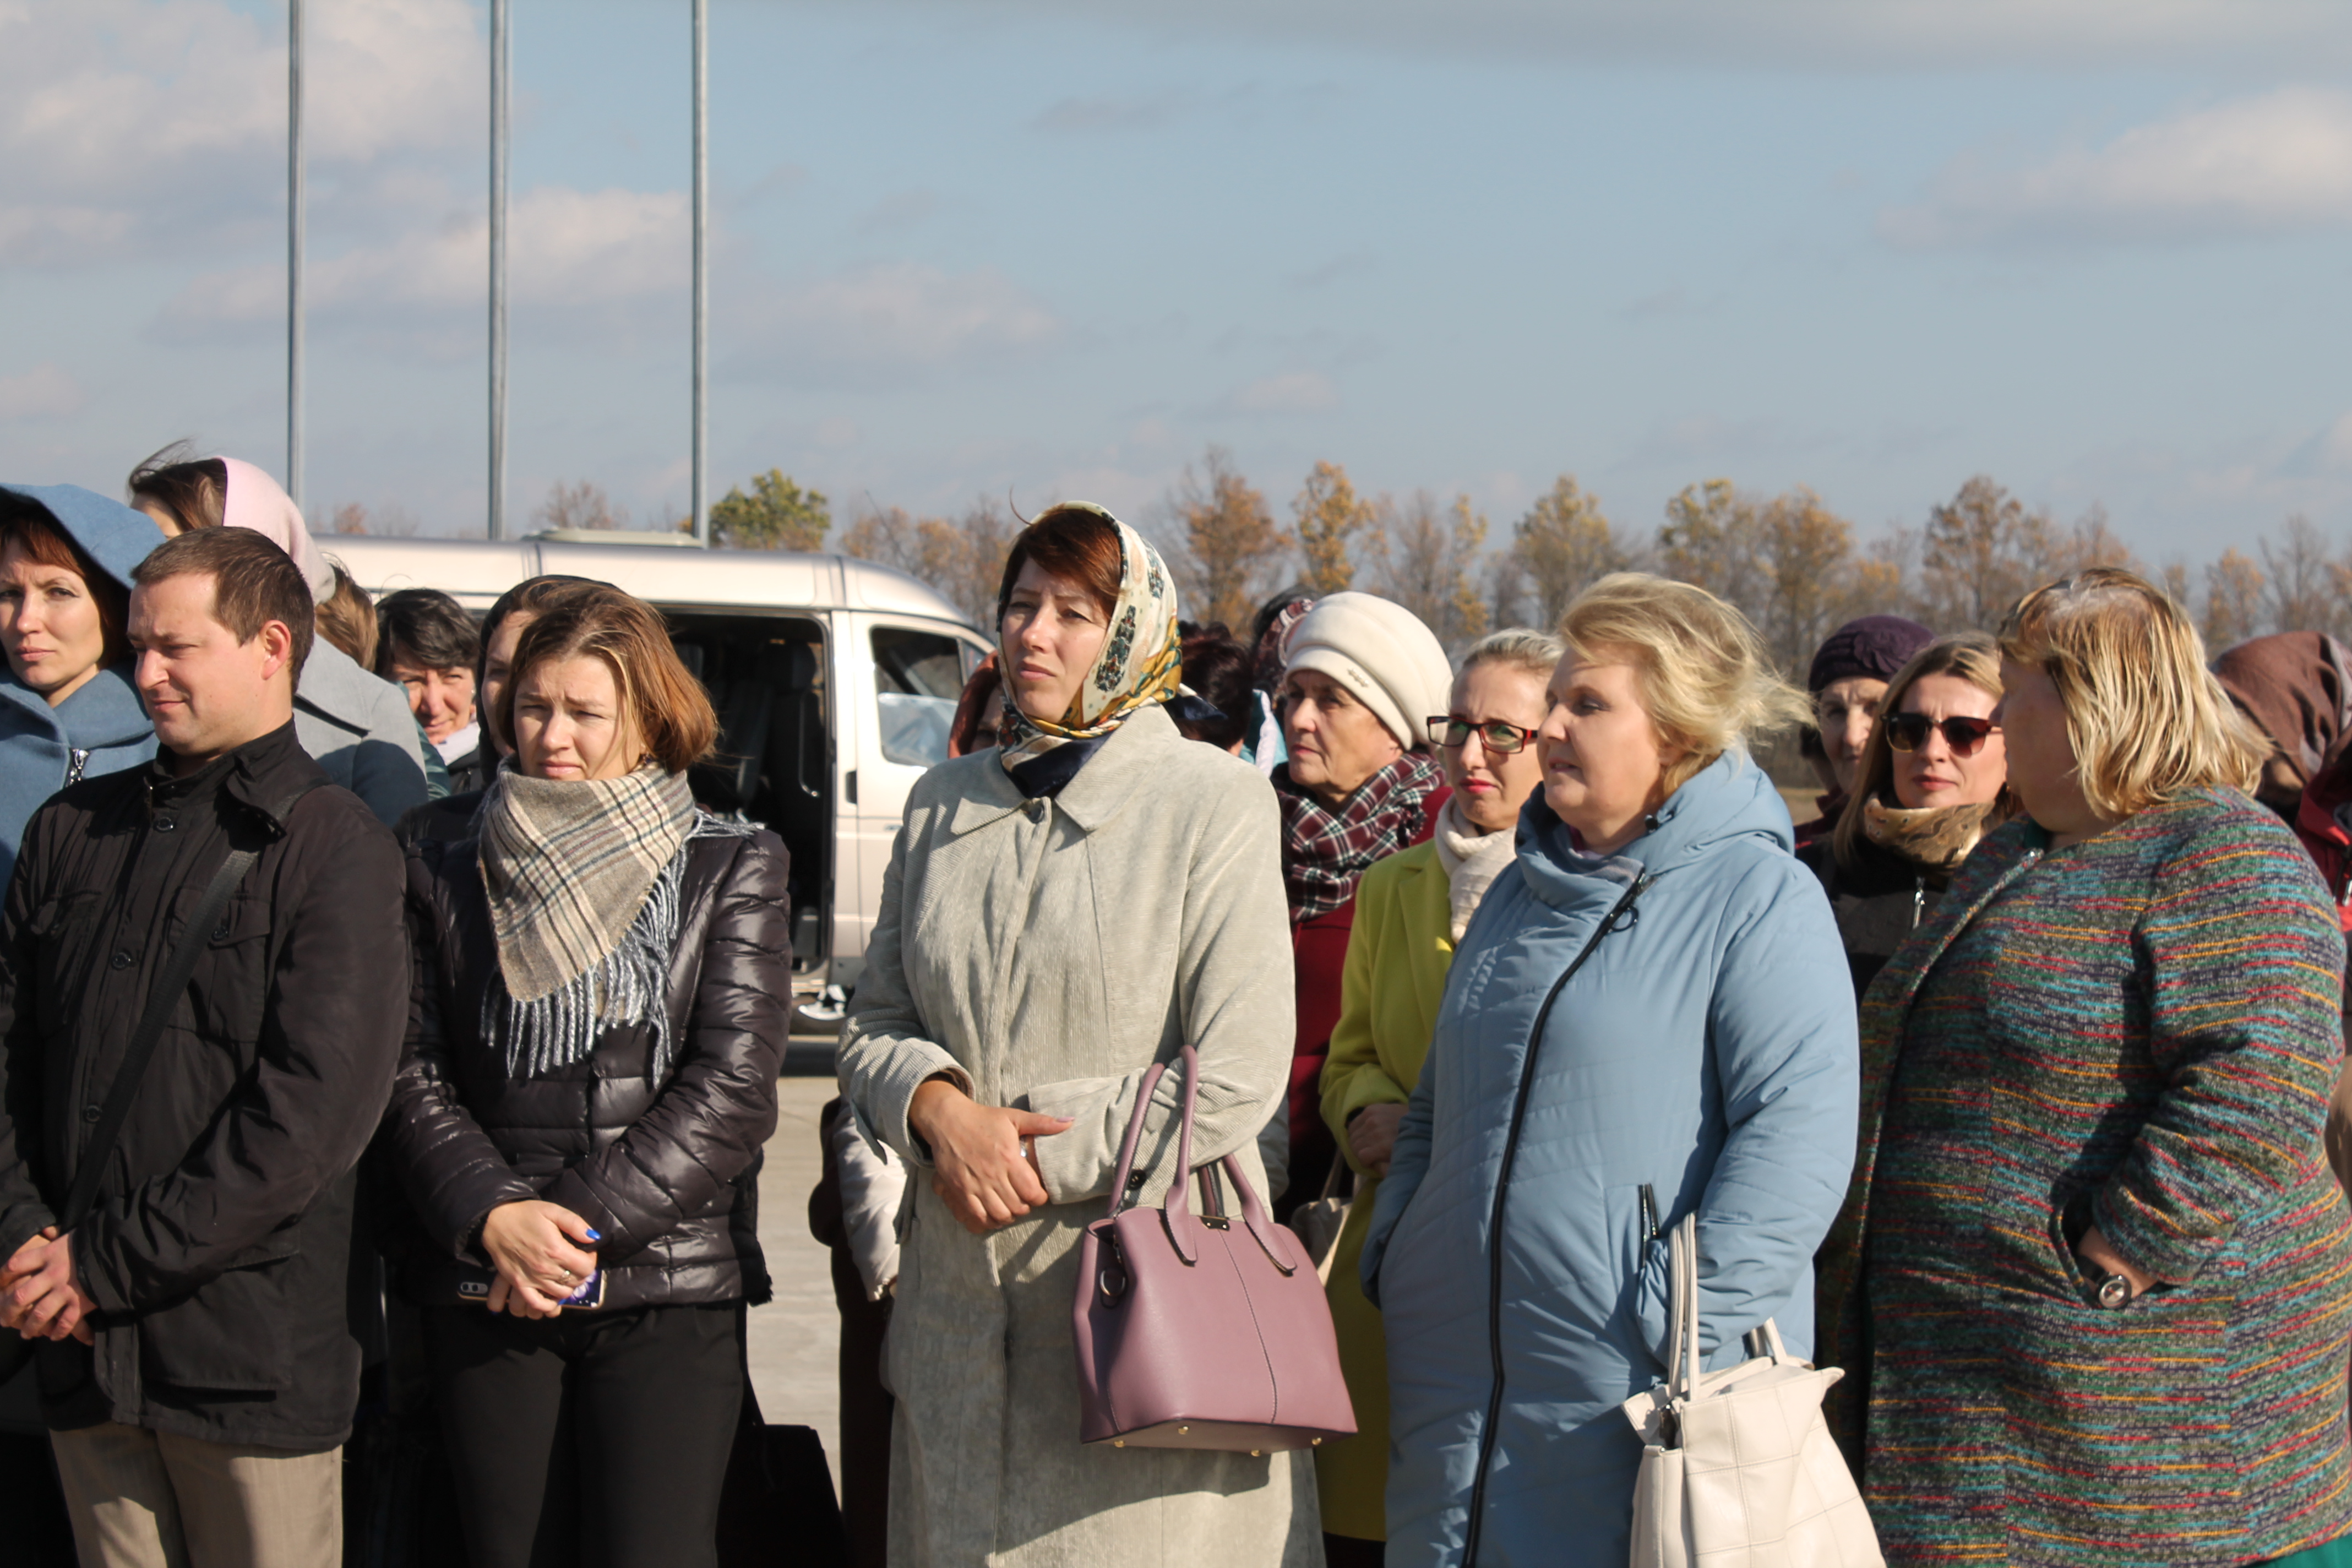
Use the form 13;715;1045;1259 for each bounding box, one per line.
1817;568;2352;1566
1313;629;1560;1565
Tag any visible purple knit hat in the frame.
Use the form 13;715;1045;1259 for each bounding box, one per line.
1806;615;1935;694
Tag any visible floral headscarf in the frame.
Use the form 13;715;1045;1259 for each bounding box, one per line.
997;503;1184;775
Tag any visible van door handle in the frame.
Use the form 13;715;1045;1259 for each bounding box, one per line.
845;770;858;805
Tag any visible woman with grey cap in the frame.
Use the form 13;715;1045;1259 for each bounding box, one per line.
1272;591;1456;1216
1796;612;1936;848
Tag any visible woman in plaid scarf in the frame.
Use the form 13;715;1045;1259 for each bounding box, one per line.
385;586;792;1568
1270;592;1456;1219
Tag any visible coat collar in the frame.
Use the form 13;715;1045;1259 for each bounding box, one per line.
943;703;1182;838
150;720;321;831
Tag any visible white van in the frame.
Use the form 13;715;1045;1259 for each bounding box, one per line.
328;531;992;1015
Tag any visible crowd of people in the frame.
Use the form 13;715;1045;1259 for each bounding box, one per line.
0;454;2349;1568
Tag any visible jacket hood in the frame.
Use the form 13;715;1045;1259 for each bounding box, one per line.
0;483;161;596
1515;750;1793;910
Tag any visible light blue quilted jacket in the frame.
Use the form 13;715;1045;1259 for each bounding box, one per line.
1362;752;1858;1567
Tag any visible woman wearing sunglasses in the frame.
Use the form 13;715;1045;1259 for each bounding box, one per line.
1313;627;1561;1567
1799;633;2011;998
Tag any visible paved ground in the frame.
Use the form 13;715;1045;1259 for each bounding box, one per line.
745;1046;847;1487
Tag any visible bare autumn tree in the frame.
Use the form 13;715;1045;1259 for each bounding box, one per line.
1164;448;1290;632
1368;491;1491;652
1507;475;1620;629
1914;476;2067;631
1293;461;1379;594
840;501;1015;627
1658;480;1772;629
2261;515;2351;639
533;480;629;532
2059;504;2139;575
2202;548;2267;647
1754;487;1875;678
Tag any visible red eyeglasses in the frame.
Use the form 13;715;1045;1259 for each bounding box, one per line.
1883;712;1999;758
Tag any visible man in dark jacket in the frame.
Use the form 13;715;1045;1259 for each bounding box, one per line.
0;526;406;1567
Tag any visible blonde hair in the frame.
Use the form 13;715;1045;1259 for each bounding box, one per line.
1997;567;2264;819
1460;627;1565;682
1831;633;2008;870
1559;573;1812;793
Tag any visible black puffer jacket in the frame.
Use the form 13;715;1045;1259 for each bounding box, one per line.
385;820;791;1310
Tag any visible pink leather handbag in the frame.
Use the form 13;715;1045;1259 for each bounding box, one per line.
1071;1044;1358;1452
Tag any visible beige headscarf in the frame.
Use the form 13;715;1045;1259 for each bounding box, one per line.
994;503;1185;774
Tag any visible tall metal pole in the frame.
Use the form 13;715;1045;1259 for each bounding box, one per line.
488;0;510;540
287;0;305;510
690;0;709;545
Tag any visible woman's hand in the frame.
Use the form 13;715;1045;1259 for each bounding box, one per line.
2076;1224;2158;1300
910;1078;1072;1235
1347;1103;1404;1178
479;1200;601;1319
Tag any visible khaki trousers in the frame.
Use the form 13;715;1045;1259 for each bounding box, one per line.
48;1422;341;1568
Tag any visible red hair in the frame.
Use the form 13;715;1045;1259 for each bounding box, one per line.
995;505;1122;625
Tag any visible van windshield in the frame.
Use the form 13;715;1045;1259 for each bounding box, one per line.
872;627;965;768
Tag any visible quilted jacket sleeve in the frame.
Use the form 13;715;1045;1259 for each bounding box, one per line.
538;832;792;1259
2093;809;2346;1283
1631;854;1860;1363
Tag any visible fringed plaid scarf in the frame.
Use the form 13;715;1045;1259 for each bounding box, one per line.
1273;750;1445;925
477;763;700;1077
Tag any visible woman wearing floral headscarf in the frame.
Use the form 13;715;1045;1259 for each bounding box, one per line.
839;503;1315;1567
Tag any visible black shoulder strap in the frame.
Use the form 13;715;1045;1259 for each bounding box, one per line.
57;778;326;1233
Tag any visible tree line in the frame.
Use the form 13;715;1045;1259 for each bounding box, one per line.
330;459;2350;678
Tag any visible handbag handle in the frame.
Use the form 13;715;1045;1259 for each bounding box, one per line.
1093;1043;1303;1276
1665;1212;1791;1400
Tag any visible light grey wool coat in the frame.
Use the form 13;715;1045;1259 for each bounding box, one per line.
840;704;1323;1568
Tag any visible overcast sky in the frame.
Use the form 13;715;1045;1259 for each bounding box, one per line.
5;0;2351;560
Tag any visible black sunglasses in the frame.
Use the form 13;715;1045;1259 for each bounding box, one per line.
1883;712;1999;758
1426;716;1535;754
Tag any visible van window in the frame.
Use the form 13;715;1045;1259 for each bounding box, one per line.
873;627;964;769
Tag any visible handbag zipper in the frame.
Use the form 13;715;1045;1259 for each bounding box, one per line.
1461;874;1654;1565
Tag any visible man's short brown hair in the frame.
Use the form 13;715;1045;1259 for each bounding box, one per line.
132;527;316;683
499;585;715;773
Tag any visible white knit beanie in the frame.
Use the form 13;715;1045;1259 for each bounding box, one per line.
1282;592;1453;753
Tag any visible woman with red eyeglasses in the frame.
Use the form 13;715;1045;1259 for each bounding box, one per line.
1798;633;2012;999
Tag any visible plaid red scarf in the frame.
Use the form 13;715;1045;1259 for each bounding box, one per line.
1273;752;1445;925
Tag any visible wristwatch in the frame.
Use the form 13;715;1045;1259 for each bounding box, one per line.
2094;1271;2133;1310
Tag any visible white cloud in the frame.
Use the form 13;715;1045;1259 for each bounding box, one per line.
154;185;689;335
725;262;1061;389
1880;88;2352;248
0;363;86;422
0;0;481;266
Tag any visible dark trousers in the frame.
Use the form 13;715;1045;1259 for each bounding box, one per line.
422;1301;744;1568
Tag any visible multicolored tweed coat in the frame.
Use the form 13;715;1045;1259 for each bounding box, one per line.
1815;790;2352;1566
